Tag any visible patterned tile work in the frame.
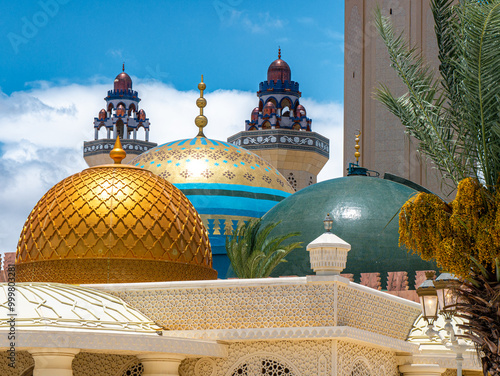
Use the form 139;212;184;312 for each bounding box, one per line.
130;137;294;193
16;165;215;283
110;281;418;340
0;351;33;376
180;340;332;376
0;351;141;376
337;284;420;341
338;341;399;376
112;283;336;330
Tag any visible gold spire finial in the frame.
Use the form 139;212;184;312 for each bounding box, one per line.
110;136;126;164
195;75;208;138
278;47;281;59
122;62;125;72
354;131;361;163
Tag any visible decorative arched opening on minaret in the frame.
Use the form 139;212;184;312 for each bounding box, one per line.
262;121;271;130
259;100;264;112
97;124;106;140
116;120;125;139
136;124;146;140
107;103;114;113
280;97;292;117
128;103;137;116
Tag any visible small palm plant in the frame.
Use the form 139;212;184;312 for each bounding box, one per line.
226;219;302;279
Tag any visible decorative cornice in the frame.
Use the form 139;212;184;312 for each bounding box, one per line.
227;129;329;157
83;139;157;156
0;330;227;357
163;326;418;353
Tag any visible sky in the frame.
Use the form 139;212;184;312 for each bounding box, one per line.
0;0;345;254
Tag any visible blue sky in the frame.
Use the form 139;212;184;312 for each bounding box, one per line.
1;0;344;101
0;0;345;253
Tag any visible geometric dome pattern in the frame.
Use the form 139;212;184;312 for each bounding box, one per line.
131;137;294;193
0;282;161;333
131;137;294;278
16;164;216;284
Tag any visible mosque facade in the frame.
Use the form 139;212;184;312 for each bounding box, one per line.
0;58;483;375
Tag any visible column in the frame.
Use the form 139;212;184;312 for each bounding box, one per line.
29;348;80;376
399;364;447;376
137;354;185;376
107;127;111;139
113;124;117;139
94;127;99;140
146;129;150;142
134;128;137;140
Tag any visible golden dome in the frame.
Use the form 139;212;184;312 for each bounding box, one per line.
16;144;216;284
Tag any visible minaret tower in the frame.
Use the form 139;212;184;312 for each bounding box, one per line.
83;64;157;167
228;50;329;191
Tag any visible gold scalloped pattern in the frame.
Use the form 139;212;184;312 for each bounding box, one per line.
16;165;215;283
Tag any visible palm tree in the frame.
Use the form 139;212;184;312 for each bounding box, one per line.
454;259;500;375
375;1;500;374
375;0;500;195
225;219;302;279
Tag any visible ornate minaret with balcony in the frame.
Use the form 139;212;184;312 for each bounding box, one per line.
228;50;329;191
83;65;157;167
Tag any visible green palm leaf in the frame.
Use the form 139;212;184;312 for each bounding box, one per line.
226;219;302;279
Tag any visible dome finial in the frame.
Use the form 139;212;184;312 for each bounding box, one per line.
122;62;125;72
110;136;126;164
195;75;208;138
278;46;281;59
354;130;361;163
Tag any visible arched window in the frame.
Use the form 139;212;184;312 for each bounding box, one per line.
287;172;297;191
107;103;114;113
228;355;297;376
292;123;301;130
121;361;144;376
350;358;372;376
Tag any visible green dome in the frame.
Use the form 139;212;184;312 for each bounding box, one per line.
261;176;436;288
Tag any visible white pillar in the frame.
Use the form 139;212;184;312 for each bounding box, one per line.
29;348;79;376
146;129;150;142
399;364;447;376
94;127;98;140
137;354;185;376
134;128;137;140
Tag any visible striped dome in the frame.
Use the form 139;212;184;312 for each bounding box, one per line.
130;136;294;277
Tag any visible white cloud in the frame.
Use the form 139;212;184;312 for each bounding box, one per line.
0;80;343;254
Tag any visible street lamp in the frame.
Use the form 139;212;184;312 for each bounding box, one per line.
416;271;439;329
416;271;465;376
